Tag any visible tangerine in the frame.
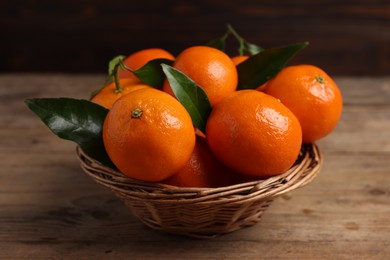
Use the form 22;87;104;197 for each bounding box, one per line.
231;55;249;66
162;46;238;106
264;64;343;143
206;90;302;178
91;79;149;109
120;48;175;80
163;137;236;188
103;88;195;182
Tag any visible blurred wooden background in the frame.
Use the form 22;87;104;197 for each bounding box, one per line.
1;0;389;75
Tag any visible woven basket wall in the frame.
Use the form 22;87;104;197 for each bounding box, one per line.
77;143;322;238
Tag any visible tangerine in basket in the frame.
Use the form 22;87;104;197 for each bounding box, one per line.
206;90;302;178
103;88;196;182
263;64;343;143
120;48;175;80
163;46;238;106
162;137;237;188
91;79;150;109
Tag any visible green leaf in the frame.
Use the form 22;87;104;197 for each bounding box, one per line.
237;42;309;89
225;24;263;56
161;64;212;133
206;28;230;52
91;57;173;100
206;38;226;52
132;58;174;88
108;55;126;78
100;55;127;98
25;98;115;168
244;42;264;55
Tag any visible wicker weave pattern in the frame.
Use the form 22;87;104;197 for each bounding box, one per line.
77;143;322;238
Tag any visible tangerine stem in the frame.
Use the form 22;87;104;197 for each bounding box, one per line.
315;75;326;83
117;61;136;93
131;108;143;119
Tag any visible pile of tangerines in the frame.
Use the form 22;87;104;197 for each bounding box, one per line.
91;38;342;188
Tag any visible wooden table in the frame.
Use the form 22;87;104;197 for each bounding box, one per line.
1;74;389;259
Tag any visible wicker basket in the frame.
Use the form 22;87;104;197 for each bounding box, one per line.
76;143;322;238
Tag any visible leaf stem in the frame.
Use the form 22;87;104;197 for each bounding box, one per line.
226;24;245;56
108;55;133;93
113;62;122;93
221;31;230;41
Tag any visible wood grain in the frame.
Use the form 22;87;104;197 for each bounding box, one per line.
1;1;389;75
0;74;390;259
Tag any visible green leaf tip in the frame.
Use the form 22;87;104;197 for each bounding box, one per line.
237;41;309;89
161;64;212;133
108;55;127;77
25;97;115;168
206;24;263;55
132;58;174;88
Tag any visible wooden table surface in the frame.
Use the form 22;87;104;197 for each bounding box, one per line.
1;74;389;259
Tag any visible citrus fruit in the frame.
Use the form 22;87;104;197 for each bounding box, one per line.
162;46;238;106
206;90;302;178
120;48;175;80
231;55;249;66
91;79;149;109
263;64;343;143
103;88;196;182
231;55;267;91
163;137;236;188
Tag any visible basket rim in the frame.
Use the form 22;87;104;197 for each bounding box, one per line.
76;143;323;205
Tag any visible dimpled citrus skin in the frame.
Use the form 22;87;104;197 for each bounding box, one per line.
264;64;343;143
103;88;195;182
162;46;238;106
206;90;302;178
91;79;149;109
